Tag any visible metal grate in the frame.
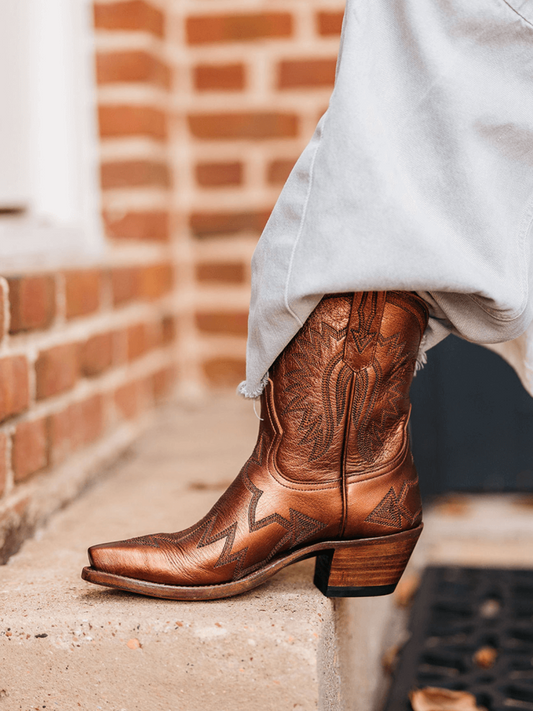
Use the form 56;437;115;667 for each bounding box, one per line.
384;567;533;711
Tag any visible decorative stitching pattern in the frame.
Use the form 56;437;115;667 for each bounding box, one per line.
349;292;381;356
351;331;415;462
365;480;421;529
142;433;326;580
281;319;350;461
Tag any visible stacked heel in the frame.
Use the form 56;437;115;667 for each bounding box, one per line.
313;524;422;598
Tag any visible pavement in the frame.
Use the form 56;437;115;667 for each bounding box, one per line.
1;394;533;711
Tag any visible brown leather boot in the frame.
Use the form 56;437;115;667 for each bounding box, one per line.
82;291;429;600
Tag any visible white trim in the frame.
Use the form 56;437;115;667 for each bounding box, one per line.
0;0;30;209
0;219;106;272
0;0;104;262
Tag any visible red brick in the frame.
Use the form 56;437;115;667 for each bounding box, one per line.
7;276;56;333
0;433;8;497
194;64;245;92
203;357;246;387
152;366;176;402
0;357;29;422
190;209;271;238
94;1;164;37
127;324;148;361
104;210;170;242
101;160;171;189
189;112;298;140
35;345;79;400
48;407;77;465
267;158;297;184
145;321;163;351
113;264;171;308
80;395;105;445
139;264;174;300
196;311;248;336
186;13;292;44
0;285;4;341
317;11;344;36
111;267;141;305
12;419;48;484
64;270;102;319
113;329;129;366
196;162;243;187
196;262;245;284
115;381;140;420
98;106;167;140
97;51;171;88
161;315;177;344
80;332;114;378
278;58;337;89
48;395;104;465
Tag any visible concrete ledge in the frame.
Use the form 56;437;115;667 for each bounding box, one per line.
5;396;529;709
0;396;402;711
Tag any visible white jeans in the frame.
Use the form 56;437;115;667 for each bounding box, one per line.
240;0;533;398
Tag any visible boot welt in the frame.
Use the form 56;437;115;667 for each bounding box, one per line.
81;524;422;601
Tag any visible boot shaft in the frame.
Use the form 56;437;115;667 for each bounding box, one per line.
344;291;428;477
267;291;429;485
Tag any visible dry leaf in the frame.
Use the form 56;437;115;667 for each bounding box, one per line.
395;573;421;608
409;687;485;711
479;599;500;619
188;479;233;491
473;646;497;669
434;496;470;517
382;644;402;675
512;495;533;509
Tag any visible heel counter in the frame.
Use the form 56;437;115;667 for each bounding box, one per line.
343;438;422;539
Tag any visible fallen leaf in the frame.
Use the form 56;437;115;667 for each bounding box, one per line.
473;646;497;669
188;479;232;491
382;643;402;675
395;573;421;608
409;687;485;711
512;495;533;509
127;638;142;650
434;496;470;517
479;599;500;619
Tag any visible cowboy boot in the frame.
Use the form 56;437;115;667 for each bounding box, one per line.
82;291;429;600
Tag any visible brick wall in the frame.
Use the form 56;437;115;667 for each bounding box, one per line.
0;0;177;563
169;0;344;388
0;0;344;563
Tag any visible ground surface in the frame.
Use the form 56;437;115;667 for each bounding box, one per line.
0;396;343;711
2;395;533;711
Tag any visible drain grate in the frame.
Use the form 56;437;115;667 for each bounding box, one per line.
383;567;533;711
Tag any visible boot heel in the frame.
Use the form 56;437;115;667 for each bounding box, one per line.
313;524;422;598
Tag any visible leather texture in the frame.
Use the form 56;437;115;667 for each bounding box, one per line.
88;291;429;587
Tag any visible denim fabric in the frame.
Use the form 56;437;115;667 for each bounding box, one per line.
240;0;533;398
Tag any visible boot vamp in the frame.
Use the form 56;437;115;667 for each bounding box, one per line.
88;462;341;587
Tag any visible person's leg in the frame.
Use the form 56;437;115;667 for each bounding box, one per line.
82;0;533;599
83;291;428;600
243;0;533;400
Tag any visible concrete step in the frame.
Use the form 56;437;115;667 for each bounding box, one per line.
0;396;401;711
4;394;531;710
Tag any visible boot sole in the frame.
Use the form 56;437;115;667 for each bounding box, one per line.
81;524;422;601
